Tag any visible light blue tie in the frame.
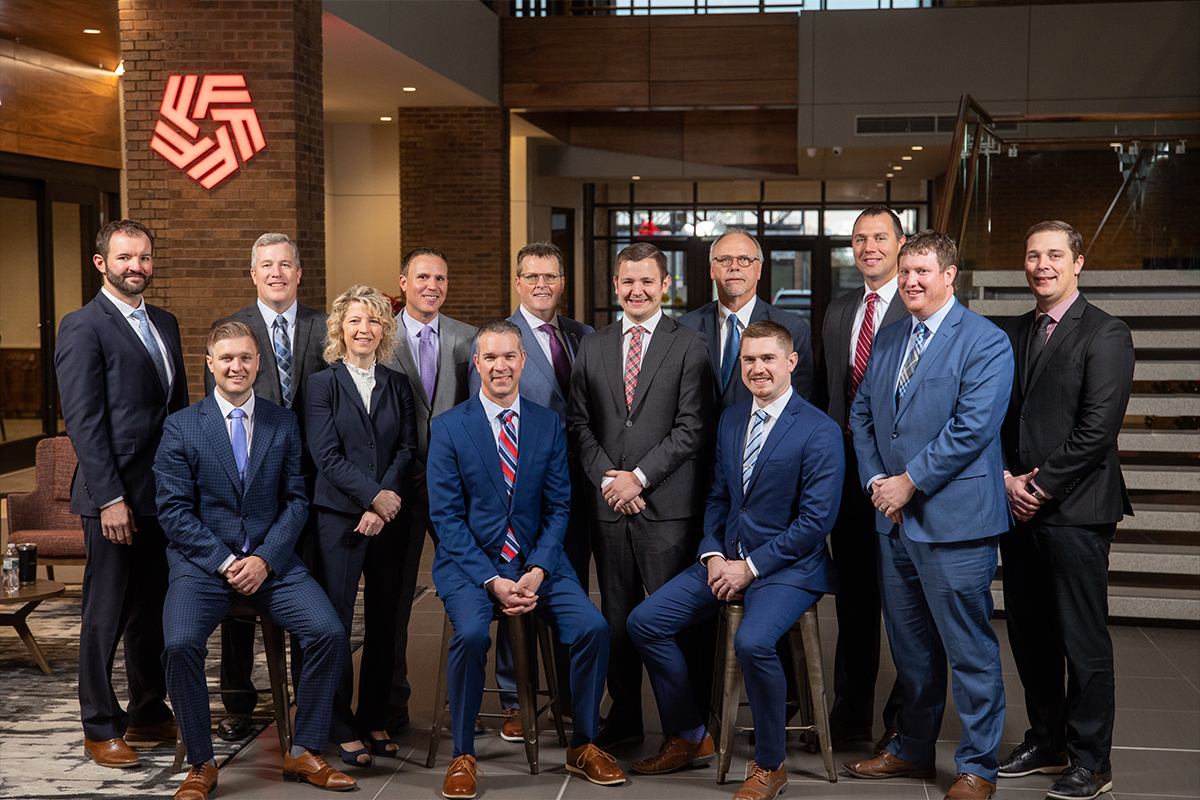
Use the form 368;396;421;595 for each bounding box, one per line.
230;408;249;550
273;315;293;408
720;314;741;391
130;308;170;394
895;322;929;409
742;409;768;494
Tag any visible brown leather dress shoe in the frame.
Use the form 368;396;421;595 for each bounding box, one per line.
733;761;788;800
631;733;715;774
874;725;900;755
442;754;482;799
125;718;179;743
500;708;523;742
844;750;935;780
945;772;996;800
175;763;218;800
84;737;140;769
566;743;626;785
282;750;357;791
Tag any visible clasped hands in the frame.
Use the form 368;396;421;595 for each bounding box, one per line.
706;555;753;602
871;472;917;524
224;555;269;596
489;569;544;617
356;488;404;536
1005;467;1044;522
603;469;645;515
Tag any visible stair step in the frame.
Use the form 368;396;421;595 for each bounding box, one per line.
970;270;1200;289
992;583;1199;621
971;298;1198;318
1125;394;1200;417
1120;505;1200;533
1132;330;1200;350
1119;430;1199;452
1134;361;1200;381
1122;465;1200;492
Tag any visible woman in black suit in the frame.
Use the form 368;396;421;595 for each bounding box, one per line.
307;285;416;766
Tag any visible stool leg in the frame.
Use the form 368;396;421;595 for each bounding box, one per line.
708;606;729;732
261;618;292;756
509;613;539;774
799;608;836;783
535;618;568;747
716;603;744;785
787;628;816;753
426;613;453;769
173;728;186;773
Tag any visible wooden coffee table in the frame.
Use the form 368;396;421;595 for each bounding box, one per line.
1;579;66;674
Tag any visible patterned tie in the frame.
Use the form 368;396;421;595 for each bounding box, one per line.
539;322;572;395
418;324;437;404
895;322;929;409
498;410;521;562
720;314;741;391
742;409;767;494
624;325;645;410
129;308;170;394
273;315;293;408
849;292;878;410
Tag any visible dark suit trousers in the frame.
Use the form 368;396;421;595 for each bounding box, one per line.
830;436;901;730
163;565;344;766
390;499;434;708
1001;521;1116;773
316;508;408;742
78;514;172;740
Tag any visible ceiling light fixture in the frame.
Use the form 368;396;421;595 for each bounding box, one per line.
886;173;894;178
402;87;417;92
380;116;392;121
83;28;100;34
911;145;923;151
902;155;912;161
892;165;902;170
631;175;641;180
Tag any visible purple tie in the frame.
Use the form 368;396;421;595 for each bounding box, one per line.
539;322;572;395
418;324;437;404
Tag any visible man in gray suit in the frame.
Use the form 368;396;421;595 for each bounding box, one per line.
385;246;478;729
206;232;328;742
814;206;906;752
568;242;713;746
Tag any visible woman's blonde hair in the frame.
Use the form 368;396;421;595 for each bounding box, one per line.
324;284;397;364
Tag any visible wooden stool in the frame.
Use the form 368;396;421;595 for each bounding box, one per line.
172;604;292;773
708;601;836;784
426;608;567;774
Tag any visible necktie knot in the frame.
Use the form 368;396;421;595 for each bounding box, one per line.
274;314;287;332
500;409;514;426
865;291;879;306
230;408;245;420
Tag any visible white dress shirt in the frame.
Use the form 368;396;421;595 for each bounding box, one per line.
401;308;440;384
718;294;758;373
848;277;899;368
257;299;298;354
214;390;256;575
102;286;175;386
344;360;376;414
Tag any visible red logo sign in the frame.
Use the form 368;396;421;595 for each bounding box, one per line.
150;75;266;190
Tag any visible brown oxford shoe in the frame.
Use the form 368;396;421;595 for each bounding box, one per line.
442;754;481;799
945;772;996;800
733;761;788;800
125;718;179;743
566;743;626;785
84;737;140;769
500;708;523;742
874;725;900;755
844;750;935;780
631;733;715;774
175;762;218;800
282;750;357;792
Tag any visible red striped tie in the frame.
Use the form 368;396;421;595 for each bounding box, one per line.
849;292;878;411
498;410;521;562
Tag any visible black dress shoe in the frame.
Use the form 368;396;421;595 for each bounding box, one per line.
217;716;252;741
593;721;645;748
998;741;1069;778
1047;766;1113;800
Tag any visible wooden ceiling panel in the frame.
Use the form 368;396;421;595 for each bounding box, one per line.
0;0;120;70
502;18;649;85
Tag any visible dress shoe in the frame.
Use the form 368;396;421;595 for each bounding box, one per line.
844;750;935;780
566;743;626;785
216;716;252;742
175;762;218;800
125;718;179;743
945;772;996;800
442;753;481;799
631;733;715;774
282;750;357;792
874;725;900;755
385;703;410;732
500;708;523;742
998;741;1069;778
593;720;645;749
84;737;140;769
733;761;788;800
829;717;874;746
1047;766;1113;800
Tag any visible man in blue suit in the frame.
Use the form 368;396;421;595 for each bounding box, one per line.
154;322;354;800
429;319;624;798
846;231;1014;800
627;320;843;800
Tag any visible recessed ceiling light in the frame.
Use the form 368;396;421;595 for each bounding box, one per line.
631;175;641;180
886;173;894;178
402;87;417;92
380;116;393;121
902;155;913;161
911;146;923;151
892;165;902;170
83;28;100;34
876;183;884;188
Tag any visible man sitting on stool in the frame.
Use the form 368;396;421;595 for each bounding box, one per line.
154;321;354;800
627;320;843;800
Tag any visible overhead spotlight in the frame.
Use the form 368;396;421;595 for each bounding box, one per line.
806;147;818;157
901;155;912;161
402;86;417;92
911;145;923;151
83;28;100;34
631;175;641;181
380;116;393;121
886;172;894;178
892;165;902;171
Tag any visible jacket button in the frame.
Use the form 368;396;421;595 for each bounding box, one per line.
891;432;898;439
368;464;375;471
367;442;375;449
1021;412;1028;419
626;420;633;428
740;508;746;514
242;513;249;520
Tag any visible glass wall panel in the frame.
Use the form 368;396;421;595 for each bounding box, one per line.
0;197;43;444
826;180;887;203
762;181;822;203
697;180;760;204
766;249;813;327
762;209;819;236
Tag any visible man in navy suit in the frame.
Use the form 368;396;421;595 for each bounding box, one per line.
55;220;189;768
627;320;843;800
428;320;624;798
847;231;1014;800
155;322;354;800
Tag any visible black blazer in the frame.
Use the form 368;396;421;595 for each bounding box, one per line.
567;314;713;522
305;361;418;516
1000;293;1135;526
55;292;190;516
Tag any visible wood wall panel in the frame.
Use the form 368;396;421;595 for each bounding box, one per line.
505;81;650;110
503;18;649;84
568;124;684;162
650;79;798;108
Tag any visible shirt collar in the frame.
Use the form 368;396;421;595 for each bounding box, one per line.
214;388;256;420
911;295;956;337
344;359;376;381
257;299;297;328
101;286;144;316
622;308;663;336
402;308;439;337
865;275;899;305
718;294;757;329
1036;289;1079;324
519;304;557;332
479;391;521;422
753;386;794;419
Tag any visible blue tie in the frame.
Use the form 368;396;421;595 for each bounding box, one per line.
230;408;249;550
273;315;293;408
895;322;929;409
742;409;767;494
130;308;170;394
720;314;741;391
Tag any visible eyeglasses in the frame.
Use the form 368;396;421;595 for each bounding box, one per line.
712;256;761;268
518;273;563;286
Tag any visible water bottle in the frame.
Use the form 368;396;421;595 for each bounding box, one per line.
2;543;17;594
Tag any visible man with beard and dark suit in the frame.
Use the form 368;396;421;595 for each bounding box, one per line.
996;221;1134;800
568;241;713;747
55;219;189;768
205;232;328;742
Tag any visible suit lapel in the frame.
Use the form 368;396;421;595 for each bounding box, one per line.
243;402;272;493
562;320;584;360
896;304;961;420
512;311;563;404
702;305;722;380
97;294;168;403
836;289;862;356
628;316;675;414
202;395;244;493
512;408;542;513
602;324;629;414
1014;310;1035;396
393;332;429;414
1029;296;1085;391
726;403;752;504
239;308;282;405
744;399;795;498
464;401;511;505
433;319;463;413
333;362;372;425
291;311;314;384
368;369;388;422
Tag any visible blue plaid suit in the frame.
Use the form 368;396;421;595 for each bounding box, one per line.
154;393;344;765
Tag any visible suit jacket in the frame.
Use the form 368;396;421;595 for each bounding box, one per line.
428;396;570;594
55;292;190;517
468;309;594;427
1000;293;1135;526
154;394;307;579
305;361;418;515
678;299;815;409
699;392;842;594
816;286;909;429
849;301;1014;543
567;314;713;522
383;313;478;473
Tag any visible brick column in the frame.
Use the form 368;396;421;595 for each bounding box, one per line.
119;0;324;400
398;107;509;325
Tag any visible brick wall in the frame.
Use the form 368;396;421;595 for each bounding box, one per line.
397;107;510;325
119;0;324;401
